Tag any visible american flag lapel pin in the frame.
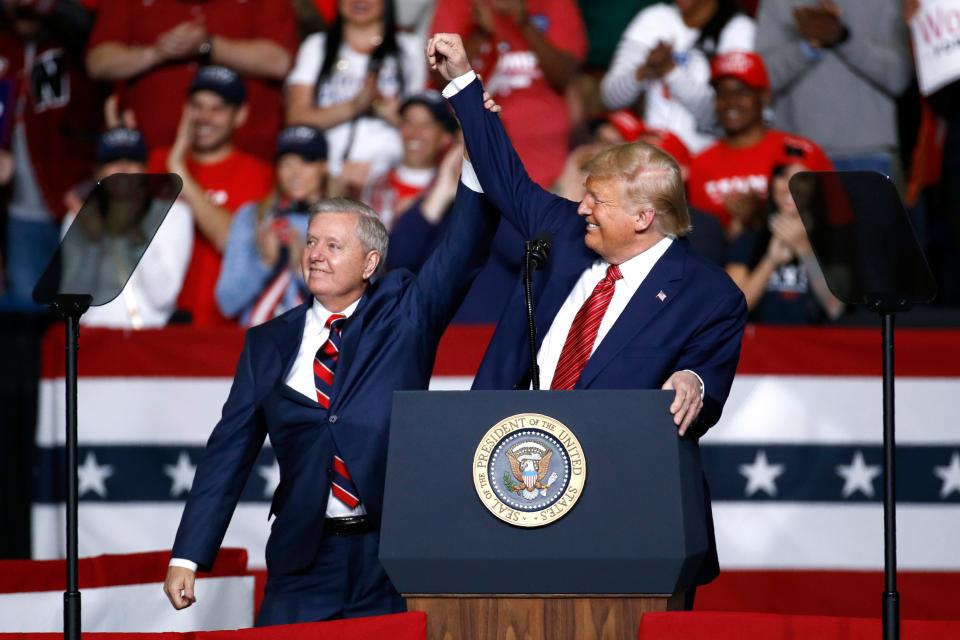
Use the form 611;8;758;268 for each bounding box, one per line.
656;290;667;302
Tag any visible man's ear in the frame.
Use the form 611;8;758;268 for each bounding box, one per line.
363;250;381;280
635;207;657;232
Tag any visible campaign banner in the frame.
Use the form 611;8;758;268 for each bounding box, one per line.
33;326;960;570
911;0;960;96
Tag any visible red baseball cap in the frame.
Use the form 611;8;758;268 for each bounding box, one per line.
710;51;770;91
606;109;645;143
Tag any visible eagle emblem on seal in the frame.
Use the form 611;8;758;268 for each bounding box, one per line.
505;441;559;500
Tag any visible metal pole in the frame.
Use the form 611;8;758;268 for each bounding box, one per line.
524;244;540;390
64;313;81;640
881;311;899;640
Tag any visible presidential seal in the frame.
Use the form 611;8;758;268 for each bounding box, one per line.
472;413;586;528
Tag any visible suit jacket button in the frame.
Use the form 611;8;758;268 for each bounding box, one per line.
329;415;338;423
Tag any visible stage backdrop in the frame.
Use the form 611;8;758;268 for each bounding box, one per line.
33;325;960;571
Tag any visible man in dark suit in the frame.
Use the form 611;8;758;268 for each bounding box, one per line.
427;33;747;589
162;180;496;623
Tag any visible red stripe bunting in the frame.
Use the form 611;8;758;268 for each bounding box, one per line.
38;325;960;379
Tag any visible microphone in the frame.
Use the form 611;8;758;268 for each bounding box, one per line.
527;232;552;272
523;232;552;390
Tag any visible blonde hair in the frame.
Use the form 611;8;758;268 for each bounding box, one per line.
583;143;692;237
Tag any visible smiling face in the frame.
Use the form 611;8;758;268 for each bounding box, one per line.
301;212;380;311
577;175;653;264
714;77;765;139
399;104;451;169
187;91;246;154
277;154;327;202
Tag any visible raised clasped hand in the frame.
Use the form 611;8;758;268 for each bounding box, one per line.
426;33;472;82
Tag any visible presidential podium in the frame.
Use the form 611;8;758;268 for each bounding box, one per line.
380;390;711;640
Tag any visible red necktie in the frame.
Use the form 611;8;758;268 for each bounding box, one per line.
550;264;624;390
313;314;361;509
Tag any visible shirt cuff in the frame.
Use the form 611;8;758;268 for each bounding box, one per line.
441;70;478;99
682;369;705;401
169;558;198;572
460;158;483;193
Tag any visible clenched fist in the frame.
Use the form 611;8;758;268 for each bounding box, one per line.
426;33;472;82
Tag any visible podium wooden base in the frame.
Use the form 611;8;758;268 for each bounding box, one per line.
405;593;686;640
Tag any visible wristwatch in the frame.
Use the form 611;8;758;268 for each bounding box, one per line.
198;37;213;59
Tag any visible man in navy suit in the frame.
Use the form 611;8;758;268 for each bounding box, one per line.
162;180;496;623
427;33;747;590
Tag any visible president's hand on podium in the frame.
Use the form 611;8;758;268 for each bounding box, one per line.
662;370;704;437
426;33;472;82
163;565;197;610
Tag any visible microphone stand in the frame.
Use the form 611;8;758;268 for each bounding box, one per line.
524;241;540;390
523;235;550;390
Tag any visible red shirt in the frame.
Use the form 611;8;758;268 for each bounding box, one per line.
88;0;297;160
149;147;273;327
0;28;103;219
431;0;587;187
687;129;834;228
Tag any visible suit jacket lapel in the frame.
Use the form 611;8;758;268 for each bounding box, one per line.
330;289;371;406
576;240;687;389
276;302;310;381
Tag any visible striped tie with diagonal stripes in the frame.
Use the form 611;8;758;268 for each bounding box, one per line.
550;264;623;390
313;314;361;509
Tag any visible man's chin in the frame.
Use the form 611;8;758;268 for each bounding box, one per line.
583;233;600;253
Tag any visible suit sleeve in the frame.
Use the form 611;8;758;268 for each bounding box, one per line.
171;333;269;570
386;198;446;272
447;79;578;238
677;288;748;438
407;181;498;336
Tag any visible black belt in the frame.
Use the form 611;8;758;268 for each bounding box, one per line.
323;515;373;536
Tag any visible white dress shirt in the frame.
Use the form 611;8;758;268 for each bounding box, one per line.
537;238;673;388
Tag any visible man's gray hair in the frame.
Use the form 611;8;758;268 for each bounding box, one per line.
309;197;389;268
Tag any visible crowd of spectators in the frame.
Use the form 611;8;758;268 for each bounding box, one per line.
1;0;958;327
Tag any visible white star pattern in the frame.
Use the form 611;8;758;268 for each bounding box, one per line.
257;460;281;498
163;452;196;497
739;450;785;497
836;450;882;498
934;452;960;498
77;452;114;498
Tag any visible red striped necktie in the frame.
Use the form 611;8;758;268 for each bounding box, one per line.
550;264;624;391
313;313;361;509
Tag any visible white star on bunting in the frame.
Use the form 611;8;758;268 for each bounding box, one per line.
163;452;196;497
258;460;281;498
934;452;960;498
836;450;882;498
739;450;785;497
77;451;114;498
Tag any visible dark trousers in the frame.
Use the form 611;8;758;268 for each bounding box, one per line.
255;530;405;626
